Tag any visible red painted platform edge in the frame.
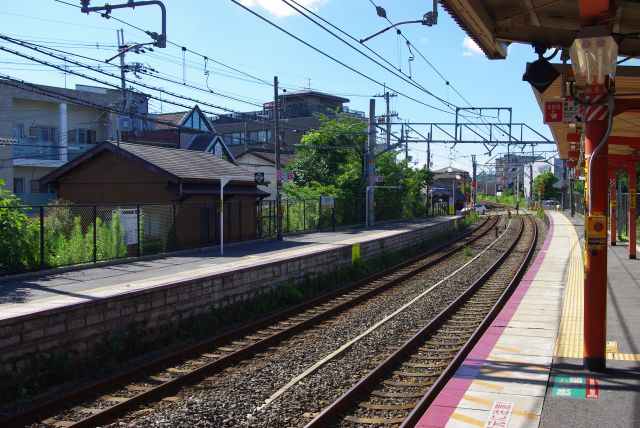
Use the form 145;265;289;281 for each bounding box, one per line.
416;215;556;427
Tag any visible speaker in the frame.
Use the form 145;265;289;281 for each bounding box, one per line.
523;59;560;93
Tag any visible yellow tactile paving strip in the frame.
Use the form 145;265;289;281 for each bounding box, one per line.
554;217;584;358
554;216;640;362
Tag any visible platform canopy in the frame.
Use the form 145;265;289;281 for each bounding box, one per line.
442;0;640;164
441;1;640;59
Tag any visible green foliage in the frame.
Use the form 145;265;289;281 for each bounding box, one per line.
534;172;559;200
283;113;435;223
537;207;546;220
463;244;473;260
0;179;39;273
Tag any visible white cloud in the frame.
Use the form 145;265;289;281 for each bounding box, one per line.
240;0;328;18
462;36;482;56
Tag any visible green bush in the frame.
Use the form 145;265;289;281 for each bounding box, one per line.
0;180;39;273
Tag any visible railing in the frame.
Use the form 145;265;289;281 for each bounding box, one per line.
0;197;441;276
12;139;96;162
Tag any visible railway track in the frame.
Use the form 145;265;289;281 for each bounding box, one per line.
3;216;498;428
306;215;537;427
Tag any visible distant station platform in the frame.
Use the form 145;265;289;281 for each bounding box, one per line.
418;210;640;427
0;216;456;321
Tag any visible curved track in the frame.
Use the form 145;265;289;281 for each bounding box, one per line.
306;215;537;427
2;216;497;428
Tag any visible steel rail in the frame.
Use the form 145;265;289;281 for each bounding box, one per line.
2;216;494;428
401;215;537;427
306;216;535;427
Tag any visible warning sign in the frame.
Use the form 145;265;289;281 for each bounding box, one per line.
543;101;563;123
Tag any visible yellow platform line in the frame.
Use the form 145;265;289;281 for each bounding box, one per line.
553;217;638;362
554;216;584;358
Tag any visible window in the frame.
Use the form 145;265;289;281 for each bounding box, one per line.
247;130;271;143
222;132;242;145
12;123;24;139
13;178;24;193
30;180;40;194
181;109;211;131
29;126;58;142
68;129;97;144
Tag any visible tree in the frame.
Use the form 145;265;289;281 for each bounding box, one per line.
533;172;559;200
285;112;367;200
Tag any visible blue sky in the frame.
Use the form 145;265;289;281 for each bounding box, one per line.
0;0;559;174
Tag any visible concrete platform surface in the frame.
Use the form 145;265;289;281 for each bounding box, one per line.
417;210;640;428
0;217;454;319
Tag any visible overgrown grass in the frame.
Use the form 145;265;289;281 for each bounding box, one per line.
463;245;473;260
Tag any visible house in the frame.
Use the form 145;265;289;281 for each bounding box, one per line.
123;105;236;164
234;147;294;200
40;142;268;245
211;90;364;157
0;79;149;204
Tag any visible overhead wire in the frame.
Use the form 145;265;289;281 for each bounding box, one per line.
281;0;457;111
228;0;455;115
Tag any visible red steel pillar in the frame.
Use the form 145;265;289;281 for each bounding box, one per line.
629;165;637;259
609;174;616;246
584;88;609;372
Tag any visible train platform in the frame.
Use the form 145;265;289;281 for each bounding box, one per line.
0;216;456;321
417;210;640;427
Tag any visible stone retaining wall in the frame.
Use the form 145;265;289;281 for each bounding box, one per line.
0;218;457;382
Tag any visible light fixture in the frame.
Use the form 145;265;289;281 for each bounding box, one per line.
569;27;618;85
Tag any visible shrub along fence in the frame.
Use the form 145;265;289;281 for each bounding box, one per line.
1;196;441;275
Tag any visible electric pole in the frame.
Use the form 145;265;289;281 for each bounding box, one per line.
472;155;477;210
374;88;397;148
367;99;376;227
274;76;283;241
427;131;431;170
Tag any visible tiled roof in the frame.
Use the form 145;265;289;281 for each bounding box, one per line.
114;142;252;181
154;111;187;130
41;141;254;185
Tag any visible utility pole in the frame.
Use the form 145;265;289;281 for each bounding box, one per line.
402;123;409;160
274;76;283;240
472;155;477;210
367;99;376;227
118;29;127;116
374;87;396;148
427;131;431;170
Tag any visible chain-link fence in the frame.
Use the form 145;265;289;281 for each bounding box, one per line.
1;196;443;275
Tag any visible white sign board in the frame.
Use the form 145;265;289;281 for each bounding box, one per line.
563;99;580;123
320;196;335;208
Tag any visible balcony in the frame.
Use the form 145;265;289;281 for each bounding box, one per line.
12;139;97;167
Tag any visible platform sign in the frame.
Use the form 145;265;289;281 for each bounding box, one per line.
552;376;599;399
449;197;455;215
543;101;563;123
